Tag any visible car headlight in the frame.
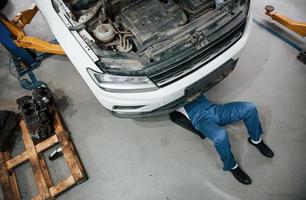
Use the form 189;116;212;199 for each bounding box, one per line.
87;68;158;92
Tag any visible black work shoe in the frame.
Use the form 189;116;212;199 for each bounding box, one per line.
230;166;252;185
248;138;274;158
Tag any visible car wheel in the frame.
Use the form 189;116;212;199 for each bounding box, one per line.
0;0;8;10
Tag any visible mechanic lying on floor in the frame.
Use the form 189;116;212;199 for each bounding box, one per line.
176;94;274;185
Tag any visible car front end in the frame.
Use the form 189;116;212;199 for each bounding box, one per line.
35;0;252;117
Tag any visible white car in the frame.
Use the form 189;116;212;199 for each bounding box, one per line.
35;0;252;117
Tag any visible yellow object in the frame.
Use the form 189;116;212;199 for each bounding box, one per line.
265;5;306;37
0;4;65;55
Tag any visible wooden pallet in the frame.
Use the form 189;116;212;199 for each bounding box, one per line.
0;110;87;200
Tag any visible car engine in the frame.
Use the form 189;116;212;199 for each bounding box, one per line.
65;0;217;53
119;0;188;49
17;86;55;144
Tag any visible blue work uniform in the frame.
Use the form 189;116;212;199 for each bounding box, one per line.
184;95;263;171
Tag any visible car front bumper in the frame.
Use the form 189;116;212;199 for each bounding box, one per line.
112;58;238;117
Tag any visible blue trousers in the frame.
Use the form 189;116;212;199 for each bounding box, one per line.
194;102;263;171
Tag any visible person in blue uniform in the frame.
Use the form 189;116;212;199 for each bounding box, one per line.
177;95;274;185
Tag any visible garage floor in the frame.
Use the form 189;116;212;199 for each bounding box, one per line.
1;0;306;200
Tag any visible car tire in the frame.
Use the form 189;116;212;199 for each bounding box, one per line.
0;0;8;10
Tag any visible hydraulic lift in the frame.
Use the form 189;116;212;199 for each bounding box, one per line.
265;5;306;64
0;4;65;89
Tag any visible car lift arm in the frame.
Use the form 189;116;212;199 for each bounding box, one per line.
0;4;65;55
265;5;306;37
264;5;306;64
12;4;39;28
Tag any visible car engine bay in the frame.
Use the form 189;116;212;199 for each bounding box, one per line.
63;0;227;53
53;0;249;83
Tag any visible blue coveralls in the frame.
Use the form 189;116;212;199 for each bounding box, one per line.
184;95;263;171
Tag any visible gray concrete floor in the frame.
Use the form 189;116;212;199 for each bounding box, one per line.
1;0;306;199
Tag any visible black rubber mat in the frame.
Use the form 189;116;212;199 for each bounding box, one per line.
0;110;19;151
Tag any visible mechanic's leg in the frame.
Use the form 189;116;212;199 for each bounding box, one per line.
215;102;263;142
198;119;236;171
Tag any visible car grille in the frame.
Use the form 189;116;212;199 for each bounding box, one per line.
148;19;247;87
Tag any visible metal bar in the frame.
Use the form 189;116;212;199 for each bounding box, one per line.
253;18;303;52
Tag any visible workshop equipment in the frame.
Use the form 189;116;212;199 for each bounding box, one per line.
265;5;306;37
17;85;55;144
265;5;306;64
0;90;86;200
0;4;65;89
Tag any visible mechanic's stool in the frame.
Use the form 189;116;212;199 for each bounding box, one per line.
169;111;205;139
0;110;87;200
